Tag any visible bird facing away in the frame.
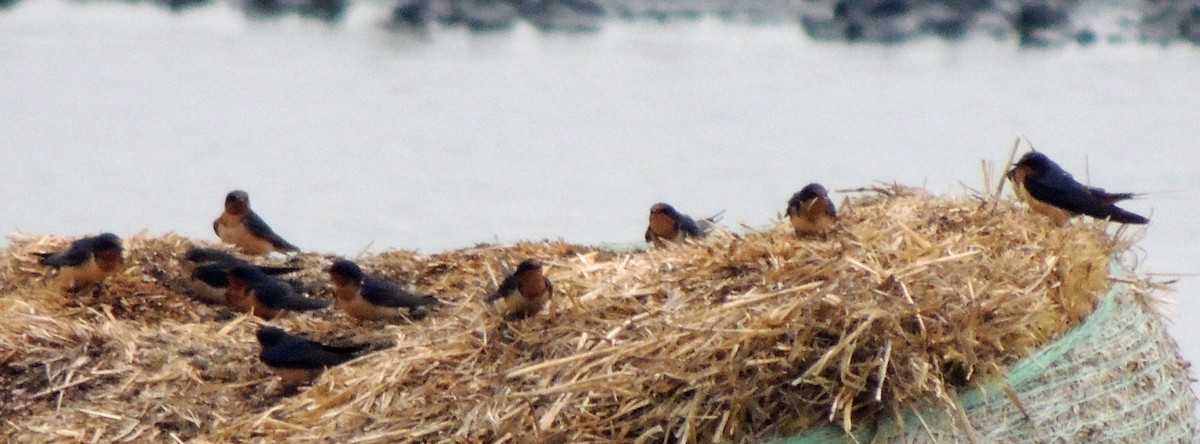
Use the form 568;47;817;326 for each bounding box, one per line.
225;264;329;319
213;190;301;256
786;183;838;237
37;232;124;290
256;326;368;386
484;258;553;320
1006;152;1148;225
182;247;303;304
644;203;706;247
325;258;439;321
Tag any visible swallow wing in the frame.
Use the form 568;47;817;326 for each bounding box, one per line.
191;263;231;288
1024;170;1148;223
361;276;437;309
644;226;653;242
38;239;92;268
188;247;243;265
824;197;838;219
485;272;521;303
1021;168;1100;216
254;279;330;311
1086;186;1137;204
256;265;304;276
320;341;370;356
242;211;300;252
785;194;803;217
261;338;357;369
676;214;705;238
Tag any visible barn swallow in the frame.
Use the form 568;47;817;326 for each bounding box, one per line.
182;247;303;304
785;183;838;237
483;258;553;320
213;190;301;255
1006;152;1148;225
325;258;439;321
225;264;329;319
36;232;124;290
256;326;368;386
644;203;707;247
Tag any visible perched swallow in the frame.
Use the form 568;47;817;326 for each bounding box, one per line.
644;203;706;247
325;258;439;321
213;190;300;255
484;258;553;320
182;247;303;304
1007;152;1148;225
226;264;329;319
256;326;368;386
785;183;838;237
36;232;124;290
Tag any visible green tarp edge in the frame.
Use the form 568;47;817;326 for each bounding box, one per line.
772;261;1127;443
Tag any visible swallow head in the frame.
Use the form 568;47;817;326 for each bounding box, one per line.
92;233;123;253
224;190;251;215
256;326;288;347
1009;151;1052;179
515;258;544;274
91;233;125;271
326;258;365;284
797;183;829;202
649;203;678;218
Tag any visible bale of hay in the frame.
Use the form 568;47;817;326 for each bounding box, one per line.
0;185;1193;443
780;267;1199;442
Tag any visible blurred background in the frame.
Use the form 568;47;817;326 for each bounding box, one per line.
2;0;1198;415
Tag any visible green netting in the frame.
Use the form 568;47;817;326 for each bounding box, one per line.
777;264;1199;443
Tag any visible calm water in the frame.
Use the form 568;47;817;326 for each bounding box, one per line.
3;0;1200;406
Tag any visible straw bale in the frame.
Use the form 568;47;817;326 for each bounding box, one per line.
0;186;1177;443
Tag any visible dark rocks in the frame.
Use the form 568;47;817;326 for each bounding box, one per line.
438;0;519;32
514;0;605;32
243;0;347;22
155;0;214;12
16;0;1200;46
800;0;1094;46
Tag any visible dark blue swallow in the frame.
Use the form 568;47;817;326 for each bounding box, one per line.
484;258;553;320
213;190;300;255
182;247;303;304
226;264;329;319
1006;152;1148;225
37;232;124;290
644;203;706;247
256;326;368;386
786;183;838;236
325;258;439;321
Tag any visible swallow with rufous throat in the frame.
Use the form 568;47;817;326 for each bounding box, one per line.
226;264;329;319
213;190;301;255
483;258;553;320
786;183;838;237
37;232;124;290
644;203;707;247
1006;151;1148;225
255;326;367;387
326;258;439;321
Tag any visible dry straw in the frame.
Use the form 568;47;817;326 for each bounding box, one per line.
0;185;1175;443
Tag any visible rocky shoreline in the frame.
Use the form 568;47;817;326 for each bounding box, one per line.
3;0;1198;45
